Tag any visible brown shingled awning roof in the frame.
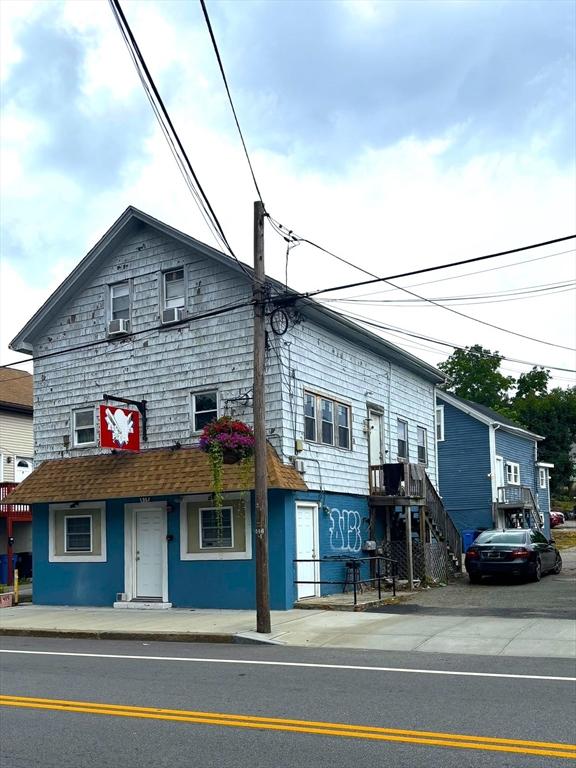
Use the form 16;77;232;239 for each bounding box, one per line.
4;444;307;504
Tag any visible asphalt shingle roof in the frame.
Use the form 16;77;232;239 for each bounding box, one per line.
0;367;33;410
4;443;307;504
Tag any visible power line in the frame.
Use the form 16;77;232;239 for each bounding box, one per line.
1;299;253;372
108;0;252;279
199;0;265;206
334;248;576;300
267;226;575;299
320;304;576;374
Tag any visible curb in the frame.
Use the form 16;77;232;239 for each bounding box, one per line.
0;628;277;645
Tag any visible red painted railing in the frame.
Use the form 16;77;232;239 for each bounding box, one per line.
0;482;31;519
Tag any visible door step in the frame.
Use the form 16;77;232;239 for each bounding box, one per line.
113;599;172;610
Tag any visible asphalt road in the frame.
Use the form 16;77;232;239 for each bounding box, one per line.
370;547;576;619
1;637;575;767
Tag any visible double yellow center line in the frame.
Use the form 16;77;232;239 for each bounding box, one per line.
2;694;575;759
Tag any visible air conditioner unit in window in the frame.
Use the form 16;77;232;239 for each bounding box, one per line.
161;307;184;325
294;458;305;474
108;318;130;336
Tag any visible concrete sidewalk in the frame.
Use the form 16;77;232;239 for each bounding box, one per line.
1;604;574;658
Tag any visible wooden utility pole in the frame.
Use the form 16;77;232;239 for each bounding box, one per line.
253;200;271;634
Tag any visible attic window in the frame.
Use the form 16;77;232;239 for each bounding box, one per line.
163;269;185;309
110;281;130;320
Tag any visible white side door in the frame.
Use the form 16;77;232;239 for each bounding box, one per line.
295;502;319;599
368;410;384;465
135;507;164;598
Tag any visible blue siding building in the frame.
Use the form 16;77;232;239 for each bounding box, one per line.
436;392;553;541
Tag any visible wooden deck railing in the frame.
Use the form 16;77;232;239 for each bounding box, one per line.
496;485;537;507
369;462;425;498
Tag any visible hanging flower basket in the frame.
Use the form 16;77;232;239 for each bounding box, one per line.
199;417;255;509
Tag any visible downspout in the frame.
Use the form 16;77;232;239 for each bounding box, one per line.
387;362;392;459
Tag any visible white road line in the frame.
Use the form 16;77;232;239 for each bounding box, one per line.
0;649;574;682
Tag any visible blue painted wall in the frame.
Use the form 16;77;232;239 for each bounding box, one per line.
33;489;374;609
32;502;125;606
437;402;493;533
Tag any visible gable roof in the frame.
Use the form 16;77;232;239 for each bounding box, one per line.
3;443;307;505
0;367;33;413
10;207;443;384
437;390;544;440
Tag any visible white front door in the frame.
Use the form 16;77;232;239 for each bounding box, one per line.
368;410;384;465
135;507;164;598
295;502;319;600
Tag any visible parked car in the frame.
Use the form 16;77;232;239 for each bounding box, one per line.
465;529;562;583
550;511;565;528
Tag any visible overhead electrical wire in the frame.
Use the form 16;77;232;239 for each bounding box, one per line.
317;303;576;374
199;0;265;206
108;0;252;279
0;299;254;373
333;247;576;300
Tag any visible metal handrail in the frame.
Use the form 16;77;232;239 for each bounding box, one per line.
293;555;398;606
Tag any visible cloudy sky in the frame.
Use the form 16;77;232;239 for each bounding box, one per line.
1;0;575;387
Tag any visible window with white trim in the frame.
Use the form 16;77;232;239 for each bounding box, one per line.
49;503;106;563
435;406;444;442
417;426;427;465
163;268;185;310
397;418;409;460
180;494;251;560
192;391;218;432
110;281;130;320
506;461;520;485
303;391;351;449
65;516;92;552
73;408;96;446
200;507;233;548
539;468;547;489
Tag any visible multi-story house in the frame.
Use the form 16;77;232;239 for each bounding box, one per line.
7;207;460;608
0;367;33;583
436;391;553;543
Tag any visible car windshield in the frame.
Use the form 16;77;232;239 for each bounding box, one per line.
476;531;527;544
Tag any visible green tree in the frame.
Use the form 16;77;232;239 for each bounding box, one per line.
511;387;576;494
438;345;514;409
514;367;551;399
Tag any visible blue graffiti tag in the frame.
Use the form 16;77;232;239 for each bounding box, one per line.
329;508;362;553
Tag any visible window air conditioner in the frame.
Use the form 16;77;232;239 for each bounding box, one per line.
108;318;130;336
161;307;184;325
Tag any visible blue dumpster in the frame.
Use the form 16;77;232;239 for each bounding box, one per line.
0;554;18;585
462;530;477;553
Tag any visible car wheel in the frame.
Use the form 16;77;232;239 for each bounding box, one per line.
530;557;542;582
552;553;563;575
469;574;482;584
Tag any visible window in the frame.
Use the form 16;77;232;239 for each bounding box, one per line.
49;503;106;563
435;406;444;442
200;507;233;548
304;392;316;441
163;268;185;309
192;391;218;432
65;516;92;552
110;281;130;320
417;426;427;464
506;461;520;485
397;419;409;460
73;408;96;446
180;494;251;560
530;530;548;545
14;457;33;482
303;391;351;449
539;468;547;489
